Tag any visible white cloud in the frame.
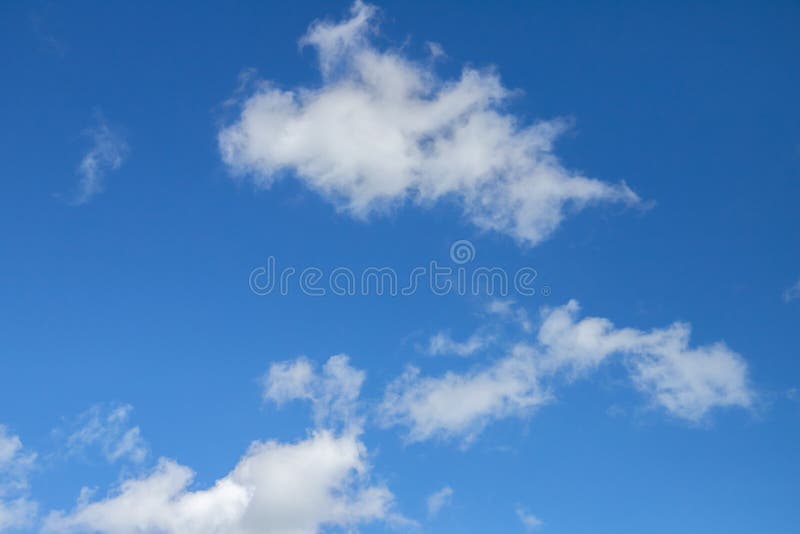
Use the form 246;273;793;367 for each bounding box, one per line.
426;486;453;517
262;354;365;431
63;403;148;464
0;432;23;469
537;300;754;422
0;426;37;532
379;347;550;444
0;498;37;533
515;505;543;531
536;300;642;374
45;356;401;534
218;1;639;246
487;299;532;332
625;330;753;422
262;358;315;403
43;431;395;534
426;331;488;357
783;278;800;302
381;300;754;444
73;113;128;205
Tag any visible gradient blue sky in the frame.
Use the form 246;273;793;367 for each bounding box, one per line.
1;1;799;533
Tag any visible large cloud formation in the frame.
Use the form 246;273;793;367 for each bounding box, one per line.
44;356;398;534
11;308;755;531
218;1;639;245
44;432;391;534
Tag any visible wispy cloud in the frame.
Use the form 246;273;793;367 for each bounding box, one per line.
73;113;128;205
60;403;148;464
783;278;800;302
426;486;453;517
487;299;533;332
30;7;67;57
426;331;489;357
516;505;543;531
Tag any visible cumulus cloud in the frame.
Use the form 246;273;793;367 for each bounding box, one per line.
62;403;148;464
537;300;754;422
515;505;543;531
43;431;394;534
73;113;128;205
380;347;550;444
426;331;489;357
0;426;37;532
426;486;453;517
218;1;639;246
262;354;365;431
783;278;800;302
45;356;401;534
380;301;754;443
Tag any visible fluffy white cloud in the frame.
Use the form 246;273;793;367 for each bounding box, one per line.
537;300;754;422
63;403;148;464
262;358;315;403
515;505;543;531
536;300;643;374
426;331;488;357
0;426;37;532
380;346;550;444
45;356;400;534
44;431;394;534
426;486;453;517
380;300;754;443
262;354;365;431
625;329;753;422
218;1;639;246
73;113;128;205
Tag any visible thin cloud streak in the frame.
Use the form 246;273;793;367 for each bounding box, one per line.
73;113;128;205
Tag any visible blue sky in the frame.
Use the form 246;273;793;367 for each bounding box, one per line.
1;1;799;532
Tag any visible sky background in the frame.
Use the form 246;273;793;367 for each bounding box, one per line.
1;1;799;533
